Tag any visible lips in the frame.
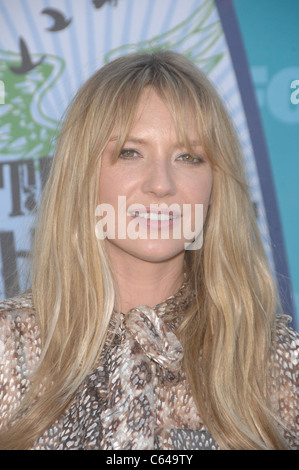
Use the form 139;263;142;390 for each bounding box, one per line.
129;211;178;221
127;205;182;231
127;205;181;219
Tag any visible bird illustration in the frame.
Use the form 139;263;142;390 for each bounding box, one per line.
10;38;45;74
92;0;118;9
41;8;72;32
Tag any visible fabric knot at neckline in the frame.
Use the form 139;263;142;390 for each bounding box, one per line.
122;305;184;373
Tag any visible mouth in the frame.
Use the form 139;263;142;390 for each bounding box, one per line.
128;211;179;221
127;206;182;232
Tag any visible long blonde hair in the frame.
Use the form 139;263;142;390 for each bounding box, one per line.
0;51;287;449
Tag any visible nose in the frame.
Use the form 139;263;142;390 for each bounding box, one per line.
140;158;176;198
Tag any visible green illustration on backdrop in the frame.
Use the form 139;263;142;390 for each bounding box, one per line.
0;51;64;160
105;2;224;74
0;1;223;166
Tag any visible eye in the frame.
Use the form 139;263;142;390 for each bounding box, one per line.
177;153;204;164
119;148;139;159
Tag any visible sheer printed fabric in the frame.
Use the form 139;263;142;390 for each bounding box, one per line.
0;288;298;450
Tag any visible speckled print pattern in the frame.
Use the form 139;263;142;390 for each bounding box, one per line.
270;319;299;447
0;289;298;449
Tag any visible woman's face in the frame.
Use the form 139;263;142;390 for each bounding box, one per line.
98;88;213;264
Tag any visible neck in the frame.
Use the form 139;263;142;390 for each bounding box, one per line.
106;244;185;313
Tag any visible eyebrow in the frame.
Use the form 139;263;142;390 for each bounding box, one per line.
109;135;146;145
109;135;203;147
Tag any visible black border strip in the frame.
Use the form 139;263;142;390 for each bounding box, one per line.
215;0;296;328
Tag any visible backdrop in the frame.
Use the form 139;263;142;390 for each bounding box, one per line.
0;0;297;329
233;0;299;330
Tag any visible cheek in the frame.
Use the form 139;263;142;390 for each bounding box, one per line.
99;164;122;205
99;160;139;204
186;171;213;207
99;180;113;205
184;173;213;233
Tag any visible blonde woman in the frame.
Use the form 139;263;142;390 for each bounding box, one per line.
0;51;298;450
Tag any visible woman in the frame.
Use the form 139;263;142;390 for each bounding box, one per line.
0;51;298;450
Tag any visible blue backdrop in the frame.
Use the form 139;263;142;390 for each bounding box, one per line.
233;0;299;328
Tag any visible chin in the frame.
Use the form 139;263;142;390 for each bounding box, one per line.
107;238;186;263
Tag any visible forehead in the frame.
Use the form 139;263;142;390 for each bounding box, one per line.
127;88;200;143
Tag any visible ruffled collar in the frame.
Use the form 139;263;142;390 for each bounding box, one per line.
106;278;194;356
112;276;193;327
100;279;196;449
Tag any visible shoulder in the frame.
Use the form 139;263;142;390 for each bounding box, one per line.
274;314;299;364
0;290;35;315
272;314;298;382
0;291;37;326
270;315;298;448
0;291;39;339
0;292;41;370
0;293;41;429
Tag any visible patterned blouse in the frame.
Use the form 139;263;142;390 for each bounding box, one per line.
0;287;298;450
